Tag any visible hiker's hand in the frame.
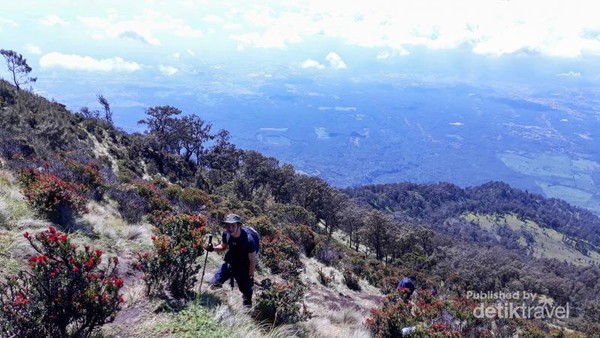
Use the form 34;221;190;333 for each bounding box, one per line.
205;243;214;252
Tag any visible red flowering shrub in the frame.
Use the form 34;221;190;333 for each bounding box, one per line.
365;292;416;338
20;171;88;227
380;276;403;294
254;281;308;326
260;233;303;278
0;227;123;337
366;289;499;338
133;211;207;299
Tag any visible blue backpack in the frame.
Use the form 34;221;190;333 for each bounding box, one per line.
243;226;260;254
397;277;415;293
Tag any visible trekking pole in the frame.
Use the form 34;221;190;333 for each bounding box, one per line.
199;234;213;294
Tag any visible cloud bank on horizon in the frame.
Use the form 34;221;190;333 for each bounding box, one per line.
1;0;599;77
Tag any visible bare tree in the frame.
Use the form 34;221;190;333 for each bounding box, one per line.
0;49;37;90
97;94;112;123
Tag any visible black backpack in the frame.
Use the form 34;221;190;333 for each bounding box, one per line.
226;226;260;253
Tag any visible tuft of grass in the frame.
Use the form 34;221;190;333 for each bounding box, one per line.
122;225;149;241
153;302;234;338
0;231;21;275
328;308;359;325
0;196;35;229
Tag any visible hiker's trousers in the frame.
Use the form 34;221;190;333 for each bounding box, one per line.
211;262;253;305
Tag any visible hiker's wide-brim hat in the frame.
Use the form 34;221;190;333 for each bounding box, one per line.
222;213;241;224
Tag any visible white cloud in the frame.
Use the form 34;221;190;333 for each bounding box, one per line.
118;30;156;45
326;52;346;69
220;0;600;58
159;65;178;76
0;17;18;29
377;51;392;60
78;9;202;46
231;9;315;49
301;59;325;69
377;49;409;59
187;49;196;56
176;25;203;38
39;14;68;26
172;52;181;59
39;52;141;72
558;71;581;77
203;15;225;24
25;44;41;54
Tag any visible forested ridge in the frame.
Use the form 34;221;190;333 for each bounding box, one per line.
346;181;600;247
1;78;599;337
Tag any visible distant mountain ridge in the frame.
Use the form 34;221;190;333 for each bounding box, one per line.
345;181;600;248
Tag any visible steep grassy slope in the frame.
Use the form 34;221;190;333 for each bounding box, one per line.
0;168;382;337
464;213;600;266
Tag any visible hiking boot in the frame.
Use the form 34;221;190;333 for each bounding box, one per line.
209;283;223;290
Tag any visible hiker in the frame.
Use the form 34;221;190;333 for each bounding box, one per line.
397;276;415;302
205;213;258;307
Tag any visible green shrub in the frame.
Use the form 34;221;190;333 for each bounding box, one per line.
260;233;303;278
317;268;334;287
343;268;361;291
314;239;343;267
107;186;147;223
133;211;207;299
0;227;123;337
131;180;170;212
284;223;317;256
254;281;308;326
246;215;277;237
178;187;213;212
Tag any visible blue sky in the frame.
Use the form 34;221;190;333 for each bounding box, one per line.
2;0;599;129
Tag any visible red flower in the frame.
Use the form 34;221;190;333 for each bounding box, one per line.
85;259;95;269
13;295;30;306
72;266;80;272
